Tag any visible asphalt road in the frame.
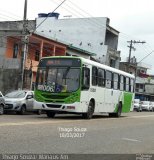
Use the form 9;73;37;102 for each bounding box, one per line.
0;112;154;156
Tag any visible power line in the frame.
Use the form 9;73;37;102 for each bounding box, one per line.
138;50;154;64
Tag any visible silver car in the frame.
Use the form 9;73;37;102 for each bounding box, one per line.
133;99;142;112
140;101;153;111
150;102;154;112
0;91;5;115
4;90;34;114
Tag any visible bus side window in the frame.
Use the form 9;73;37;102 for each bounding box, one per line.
105;71;112;89
98;68;105;87
113;73;118;90
130;78;134;92
92;66;98;86
82;67;90;90
126;77;130;92
120;75;124;91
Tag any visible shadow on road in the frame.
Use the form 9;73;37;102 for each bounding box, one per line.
36;114;127;120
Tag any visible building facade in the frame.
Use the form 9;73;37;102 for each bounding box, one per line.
120;58;154;101
35;14;121;68
0;21;95;93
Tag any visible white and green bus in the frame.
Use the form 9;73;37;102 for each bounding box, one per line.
34;56;135;119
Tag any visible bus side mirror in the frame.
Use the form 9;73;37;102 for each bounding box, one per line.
82;67;90;90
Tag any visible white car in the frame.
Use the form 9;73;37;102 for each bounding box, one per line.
150;102;154;112
0;91;5;115
133;99;142;112
140;101;153;111
4;90;39;114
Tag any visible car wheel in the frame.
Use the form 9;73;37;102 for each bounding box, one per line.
46;111;55;118
82;101;94;119
148;108;151;112
37;110;42;115
19;105;26;115
0;104;4;115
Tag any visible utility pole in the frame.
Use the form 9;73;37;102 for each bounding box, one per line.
20;0;29;89
127;40;146;73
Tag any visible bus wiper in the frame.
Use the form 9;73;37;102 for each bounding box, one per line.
62;67;70;79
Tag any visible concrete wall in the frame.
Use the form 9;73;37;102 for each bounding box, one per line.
0;21;35;31
145;84;154;94
36;17;108;62
0;56;20;93
0;68;20;94
105;31;118;50
66;49;90;59
0;36;7;56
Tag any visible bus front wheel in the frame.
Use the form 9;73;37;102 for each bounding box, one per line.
46;111;56;118
82;101;94;119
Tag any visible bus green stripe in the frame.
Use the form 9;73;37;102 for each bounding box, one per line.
114;92;133;113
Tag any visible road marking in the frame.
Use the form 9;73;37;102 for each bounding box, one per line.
122;138;141;142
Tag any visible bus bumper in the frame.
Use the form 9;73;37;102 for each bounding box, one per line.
40;102;83;113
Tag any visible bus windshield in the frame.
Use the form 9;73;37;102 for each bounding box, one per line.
36;67;80;93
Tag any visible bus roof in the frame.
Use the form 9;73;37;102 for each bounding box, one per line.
81;57;135;79
40;56;135;79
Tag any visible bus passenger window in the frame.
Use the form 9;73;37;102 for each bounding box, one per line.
126;77;130;92
113;73;118;90
120;75;124;91
98;69;105;87
92;67;98;86
130;79;134;92
105;71;112;89
82;67;90;90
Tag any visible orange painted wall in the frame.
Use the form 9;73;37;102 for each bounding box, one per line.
5;36;67;85
5;37;21;59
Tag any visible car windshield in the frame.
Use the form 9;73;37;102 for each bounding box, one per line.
5;91;27;98
36;67;80;93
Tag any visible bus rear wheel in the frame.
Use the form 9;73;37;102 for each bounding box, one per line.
46;111;56;118
82;101;94;119
109;103;122;118
115;102;122;117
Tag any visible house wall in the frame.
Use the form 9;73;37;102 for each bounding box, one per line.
0;21;35;31
0;68;20;94
36;17;109;62
5;37;21;59
145;84;154;94
105;31;118;50
0;36;7;57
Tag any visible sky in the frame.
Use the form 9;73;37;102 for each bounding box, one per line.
1;0;154;74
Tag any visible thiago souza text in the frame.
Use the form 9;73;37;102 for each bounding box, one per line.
58;127;87;138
